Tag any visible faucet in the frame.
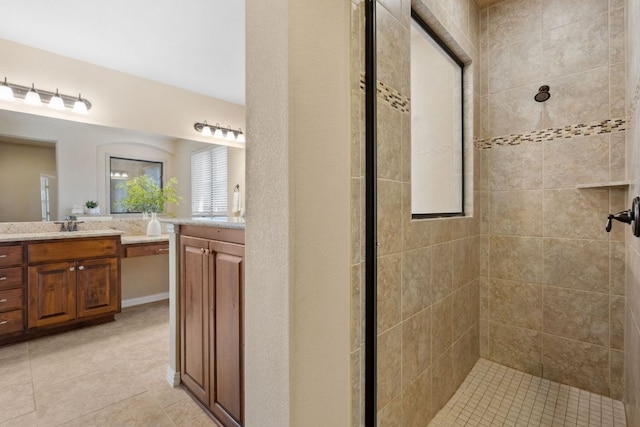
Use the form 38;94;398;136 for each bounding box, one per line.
54;216;83;232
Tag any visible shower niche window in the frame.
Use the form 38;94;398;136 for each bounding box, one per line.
410;12;464;218
109;156;163;213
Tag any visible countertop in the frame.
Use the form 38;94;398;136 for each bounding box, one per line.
0;229;124;243
121;234;170;245
161;217;245;230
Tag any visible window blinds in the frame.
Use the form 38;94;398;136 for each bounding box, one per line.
191;145;228;216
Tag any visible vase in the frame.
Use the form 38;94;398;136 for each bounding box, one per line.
146;212;162;236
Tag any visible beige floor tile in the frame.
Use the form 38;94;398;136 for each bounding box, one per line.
0;411;37;427
0;381;36;424
164;398;220;426
61;392;174;427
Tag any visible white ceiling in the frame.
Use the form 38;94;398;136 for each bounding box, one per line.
0;0;246;105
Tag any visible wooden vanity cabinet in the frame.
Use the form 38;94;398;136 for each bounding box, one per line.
180;226;244;427
0;244;26;337
27;237;120;330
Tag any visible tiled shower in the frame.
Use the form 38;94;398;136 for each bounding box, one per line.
350;0;640;425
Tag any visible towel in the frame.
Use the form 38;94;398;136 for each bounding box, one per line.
232;190;242;214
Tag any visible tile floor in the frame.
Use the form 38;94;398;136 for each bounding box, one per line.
429;359;627;427
0;300;219;427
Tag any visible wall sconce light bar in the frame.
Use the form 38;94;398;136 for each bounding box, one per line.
0;77;92;113
194;121;245;143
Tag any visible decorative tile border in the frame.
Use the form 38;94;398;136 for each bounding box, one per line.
474;118;627;149
359;74;411;113
630;80;640;121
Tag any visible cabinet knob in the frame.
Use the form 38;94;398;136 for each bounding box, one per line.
0;320;7;326
200;248;205;254
0;254;6;258
78;266;85;271
69;267;75;272
0;276;6;281
0;299;6;303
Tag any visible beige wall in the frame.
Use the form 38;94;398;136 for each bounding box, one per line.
245;1;351;426
479;0;626;399
350;0;482;425
625;0;640;423
121;255;169;302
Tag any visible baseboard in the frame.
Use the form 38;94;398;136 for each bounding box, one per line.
121;292;170;308
166;366;181;387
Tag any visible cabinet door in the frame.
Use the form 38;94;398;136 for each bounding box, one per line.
180;236;210;404
210;240;244;427
28;262;76;328
77;257;119;318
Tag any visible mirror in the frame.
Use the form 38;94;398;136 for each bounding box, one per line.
410;14;464;218
0;135;57;222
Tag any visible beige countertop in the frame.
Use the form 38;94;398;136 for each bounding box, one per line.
0;229;124;243
162;217;245;230
121;234;170;245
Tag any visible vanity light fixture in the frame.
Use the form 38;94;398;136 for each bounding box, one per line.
0;77;92;113
193;121;245;143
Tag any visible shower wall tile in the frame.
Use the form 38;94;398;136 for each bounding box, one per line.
543;13;608;80
542;238;609;293
377;102;402;181
402;308;431;386
490;143;542;191
452;330;473;388
480;234;489;277
377;254;402;333
541;0;608;31
488;322;542;376
377;395;402;427
402;184;432;251
611;241;626;295
432;218;452;244
378;0;407;27
378;179;403;255
479;319;488;358
351;265;361;352
468;0;479;49
490;235;543;283
401;247;432;319
452;237;473;289
376;5;409;95
489;84;544;136
488;37;542;94
431;348;455;416
609;7;625;65
431;295;453;361
610;349;624;401
402;370;432;426
542;189;609;240
542;334;609;396
479;277;488;320
543;134;609;189
431;242;453;302
351;349;362;427
489;278;542;331
351;178;362;265
610;63;626;118
487;0;541;51
610;295;625;350
542;287;609;346
608;189;627;242
450;0;468;37
453;284;471;341
489;190;542;237
401;112;411;183
543;66;610;129
610;131;626;183
377;325;402;410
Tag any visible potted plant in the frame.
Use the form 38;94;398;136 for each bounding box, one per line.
117;176;180;236
85;200;100;215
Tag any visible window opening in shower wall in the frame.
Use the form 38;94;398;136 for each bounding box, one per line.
410;11;464;218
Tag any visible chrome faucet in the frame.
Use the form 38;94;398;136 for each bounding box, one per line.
54;216;84;232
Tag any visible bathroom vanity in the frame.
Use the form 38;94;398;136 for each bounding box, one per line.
0;231;122;346
166;218;245;427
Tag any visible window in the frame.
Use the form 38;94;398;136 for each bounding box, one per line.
109;157;163;213
191;145;228;216
410;11;464;218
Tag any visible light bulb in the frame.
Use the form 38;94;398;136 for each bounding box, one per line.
24;84;42;106
72;93;88;114
48;89;65;110
213;124;224;139
236;130;246;143
225;127;235;141
0;78;14;101
201;121;212;136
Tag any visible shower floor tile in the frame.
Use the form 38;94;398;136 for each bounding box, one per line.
428;359;626;427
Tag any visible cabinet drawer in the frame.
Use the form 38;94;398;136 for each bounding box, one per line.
0;245;23;267
28;238;119;263
0;288;23;311
124;243;170;258
0;267;23;290
0;309;24;335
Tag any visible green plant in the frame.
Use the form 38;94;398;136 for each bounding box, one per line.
117;175;180;213
85;200;98;209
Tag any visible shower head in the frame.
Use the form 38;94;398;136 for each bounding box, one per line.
534;85;550;102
